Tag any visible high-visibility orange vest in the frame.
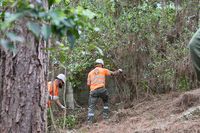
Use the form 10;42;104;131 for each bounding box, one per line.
87;67;111;91
47;81;59;107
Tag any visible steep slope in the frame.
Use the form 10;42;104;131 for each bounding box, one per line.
77;89;200;133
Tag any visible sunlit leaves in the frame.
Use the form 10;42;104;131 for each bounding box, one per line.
27;22;41;38
0;0;16;7
49;9;66;25
74;6;96;19
48;0;61;8
64;0;70;4
41;24;51;40
82;9;96;19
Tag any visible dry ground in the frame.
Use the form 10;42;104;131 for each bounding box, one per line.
75;89;200;133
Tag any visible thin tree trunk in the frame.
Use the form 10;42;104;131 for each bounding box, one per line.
67;81;74;109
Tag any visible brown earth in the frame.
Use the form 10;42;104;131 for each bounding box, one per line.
74;89;200;133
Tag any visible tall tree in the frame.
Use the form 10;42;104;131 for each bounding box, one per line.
0;1;48;132
0;29;48;133
0;0;94;131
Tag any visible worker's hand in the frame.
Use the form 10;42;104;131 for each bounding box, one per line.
118;69;123;73
60;105;66;110
112;69;123;76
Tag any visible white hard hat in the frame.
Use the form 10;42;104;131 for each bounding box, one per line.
56;74;66;83
95;59;104;65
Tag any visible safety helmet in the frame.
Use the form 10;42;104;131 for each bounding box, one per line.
56;74;66;83
95;59;104;65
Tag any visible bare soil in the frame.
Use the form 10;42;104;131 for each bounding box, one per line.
75;89;200;133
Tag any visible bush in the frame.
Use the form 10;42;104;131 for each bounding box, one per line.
56;115;77;129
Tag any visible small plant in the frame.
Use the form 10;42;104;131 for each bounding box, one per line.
178;76;189;91
56;115;77;129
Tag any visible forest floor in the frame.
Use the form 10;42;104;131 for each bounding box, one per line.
63;89;200;133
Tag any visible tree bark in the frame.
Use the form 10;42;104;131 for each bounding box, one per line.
0;0;49;132
0;35;48;133
0;36;48;133
0;17;48;133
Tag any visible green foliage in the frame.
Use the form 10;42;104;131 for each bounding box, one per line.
56;115;77;129
0;0;95;52
41;24;51;41
178;76;190;91
48;0;62;8
27;22;41;38
48;0;196;98
139;80;149;92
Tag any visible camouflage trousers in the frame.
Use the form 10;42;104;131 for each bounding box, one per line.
87;88;109;123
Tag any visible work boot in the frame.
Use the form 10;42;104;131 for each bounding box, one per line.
87;121;93;127
87;116;94;125
103;106;109;119
103;113;109;119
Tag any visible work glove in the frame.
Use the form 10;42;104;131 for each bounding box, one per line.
118;69;123;73
60;105;66;110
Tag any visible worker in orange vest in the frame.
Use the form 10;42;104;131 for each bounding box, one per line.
87;59;122;123
48;74;66;109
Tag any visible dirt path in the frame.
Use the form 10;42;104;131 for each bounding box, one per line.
74;90;200;133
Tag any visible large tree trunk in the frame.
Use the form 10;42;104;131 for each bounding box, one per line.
0;35;47;133
0;36;48;133
0;1;49;131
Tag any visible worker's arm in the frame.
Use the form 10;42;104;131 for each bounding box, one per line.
110;69;123;76
49;95;66;109
55;99;66;109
